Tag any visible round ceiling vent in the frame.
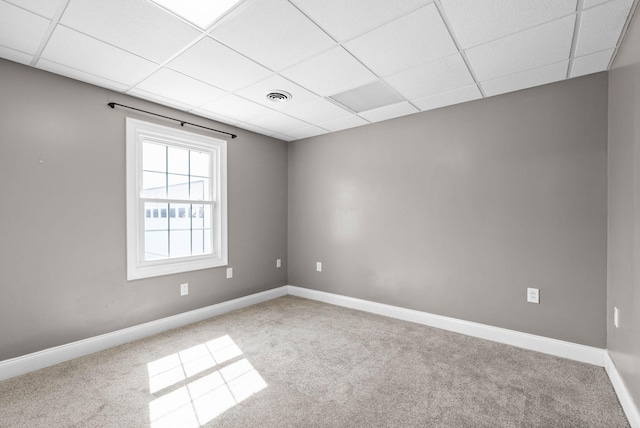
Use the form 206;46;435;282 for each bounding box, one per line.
265;90;292;103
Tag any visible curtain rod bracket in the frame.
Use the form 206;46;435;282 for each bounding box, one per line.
107;102;237;139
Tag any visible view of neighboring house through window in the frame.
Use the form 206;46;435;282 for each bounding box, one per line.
126;118;227;280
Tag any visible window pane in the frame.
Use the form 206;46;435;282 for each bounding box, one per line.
168;174;189;200
145;231;168;260
143;142;166;173
190;151;210;178
142;171;167;199
169;230;190;258
203;205;212;229
168;146;189;175
192;229;205;255
189;177;210;201
145;203;168;231
169;203;190;231
203;229;212;254
192;204;204;229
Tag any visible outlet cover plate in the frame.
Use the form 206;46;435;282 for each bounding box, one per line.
527;287;539;304
226;267;233;279
316;262;322;272
180;283;188;296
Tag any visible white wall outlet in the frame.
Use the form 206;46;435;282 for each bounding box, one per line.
527;288;539;304
180;283;188;296
316;262;322;272
276;259;282;268
614;306;619;328
226;267;233;279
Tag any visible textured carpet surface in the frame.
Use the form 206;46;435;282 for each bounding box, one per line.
0;296;630;427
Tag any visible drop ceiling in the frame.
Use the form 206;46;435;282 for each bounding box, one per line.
0;0;636;141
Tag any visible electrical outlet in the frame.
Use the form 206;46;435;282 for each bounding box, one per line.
276;259;282;268
614;307;619;328
527;288;539;304
226;267;233;279
180;283;188;296
316;262;322;272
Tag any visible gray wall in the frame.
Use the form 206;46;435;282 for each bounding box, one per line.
608;5;640;412
289;73;609;348
0;59;288;361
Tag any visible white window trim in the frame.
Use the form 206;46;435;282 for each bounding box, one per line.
126;118;228;281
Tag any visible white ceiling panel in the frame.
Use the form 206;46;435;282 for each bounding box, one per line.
272;133;296;142
61;0;200;64
40;26;159;86
0;45;32;65
290;0;432;42
570;49;614;78
4;0;62;19
318;115;370;132
345;4;457;77
283;98;352;123
210;0;335;71
129;88;195;112
150;0;243;29
481;61;569;97
284;125;329;140
385;54;474;100
358;101;418;123
281;47;377;96
200;94;275;122
440;0;577;49
38;59;129;92
0;2;50;54
247;111;309;134
191;107;239;126
575;0;633;57
413;85;482;112
234;74;318;110
167;37;271;91
235;121;276;137
135;68;228;106
583;0;612;8
466;15;575;82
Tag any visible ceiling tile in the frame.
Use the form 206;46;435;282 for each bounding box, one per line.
247;112;309;134
281;46;377;96
284;125;329;140
570;49;614;78
234;74;317;110
283;98;352;123
41;26;159;86
167;37;271;91
0;45;33;65
61;0;201;64
210;0;335;71
38;59;130;92
466;15;575;82
236;122;277;137
129;88;196;112
413;85;482;111
200;94;276;122
481;61;568;97
582;0;610;8
4;0;62;19
135;68;228;106
385;54;474;100
330;81;403;113
345;4;457;77
358;102;418;123
290;0;432;42
150;0;242;29
191;108;239;126
318;115;369;132
272;133;296;142
575;0;633;57
440;0;577;49
0;2;50;54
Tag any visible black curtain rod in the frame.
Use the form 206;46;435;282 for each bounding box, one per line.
107;102;237;139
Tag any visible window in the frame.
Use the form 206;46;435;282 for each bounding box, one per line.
126;118;227;280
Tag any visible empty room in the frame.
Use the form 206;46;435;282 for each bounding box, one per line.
0;0;639;426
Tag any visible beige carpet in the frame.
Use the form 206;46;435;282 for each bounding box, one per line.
0;296;629;427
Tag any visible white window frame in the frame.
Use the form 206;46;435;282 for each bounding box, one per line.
126;118;228;280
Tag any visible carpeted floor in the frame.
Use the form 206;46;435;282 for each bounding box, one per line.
0;296;630;427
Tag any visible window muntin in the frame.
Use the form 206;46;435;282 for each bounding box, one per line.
126;118;227;280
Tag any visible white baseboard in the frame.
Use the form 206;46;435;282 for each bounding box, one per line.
287;286;605;367
605;352;640;428
0;286;288;382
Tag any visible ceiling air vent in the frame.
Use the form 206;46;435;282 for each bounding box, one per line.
266;90;292;103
